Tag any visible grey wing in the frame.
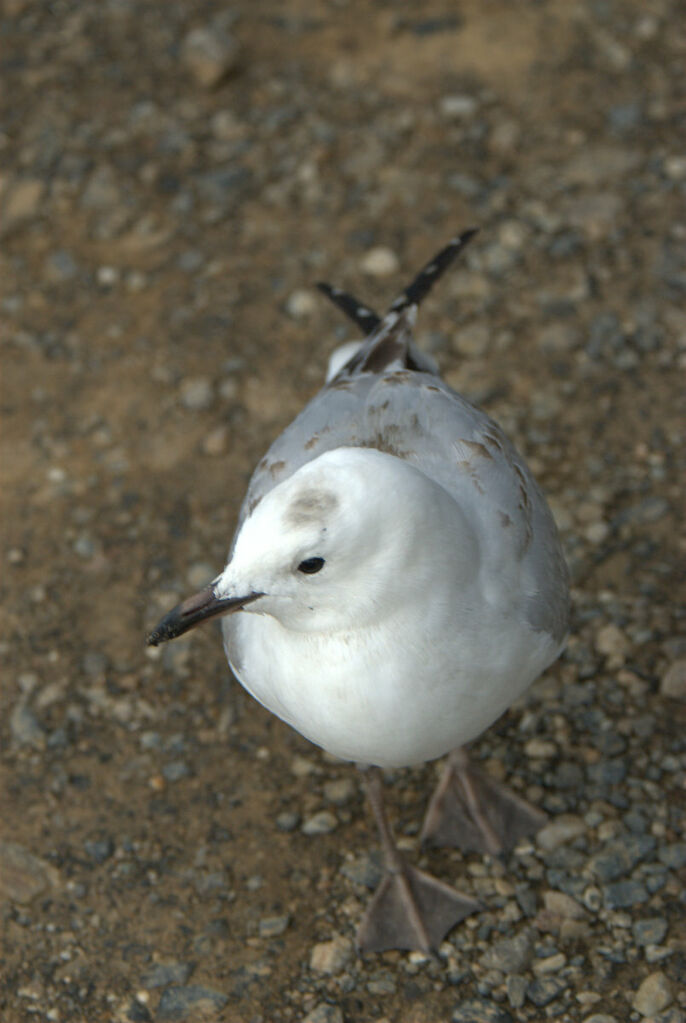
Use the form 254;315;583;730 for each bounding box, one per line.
236;368;569;645
360;372;570;645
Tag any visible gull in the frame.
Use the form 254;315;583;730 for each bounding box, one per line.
147;230;570;954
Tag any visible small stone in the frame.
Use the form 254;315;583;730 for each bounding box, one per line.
10;701;44;747
537;816;586;851
525;738;557;758
162;761;191;783
301;811;337;835
440;94;478;119
452;1000;513;1023
527;976;566;1007
157;985;228;1020
506;975;528;1010
84;836;115;864
302;1005;343;1023
479;931;534;973
660;660;686;700
633;972;673;1016
286;288;317;319
633;918;668;947
2;178;45;229
180;377;213;411
543;890;586;920
141;962;194;989
340;851;383;889
582;1016;618;1023
658;843;686;869
595;624;629;665
322;777;356;804
182;26;240;89
533;952;566;975
275;811;300;832
664;155;686;181
0;841;59;903
258;914;290;938
309;934;353;974
360;247;399;277
604;880;649;910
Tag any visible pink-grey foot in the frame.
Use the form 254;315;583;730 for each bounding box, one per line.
420;747;546;855
356;767;481;954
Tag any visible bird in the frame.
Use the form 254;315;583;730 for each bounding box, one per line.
147;229;570;955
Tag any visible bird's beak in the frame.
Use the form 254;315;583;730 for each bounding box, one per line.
146;584;262;646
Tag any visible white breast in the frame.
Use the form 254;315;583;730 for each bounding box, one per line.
223;601;558;768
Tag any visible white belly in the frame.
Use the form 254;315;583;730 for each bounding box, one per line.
223;607;558;768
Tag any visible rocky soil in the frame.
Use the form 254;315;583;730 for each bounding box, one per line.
1;1;685;1021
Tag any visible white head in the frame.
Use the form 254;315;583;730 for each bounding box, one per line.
146;447;478;645
214;447;478;633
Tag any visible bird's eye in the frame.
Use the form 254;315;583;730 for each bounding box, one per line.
297;557;325;575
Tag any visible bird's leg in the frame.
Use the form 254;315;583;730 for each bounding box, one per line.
420;747;546;855
355;766;480;955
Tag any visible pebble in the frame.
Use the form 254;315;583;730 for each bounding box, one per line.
479;931;534;973
322;777;356;804
440;94;478;119
258;915;290;938
582;1016;618;1023
162;761;191;782
84;836;115;864
524;737;557;759
157;985;228;1020
658;842;686;869
527;976;567;1007
603;880;649;910
301;811;337;835
633;972;673;1016
537;816;586;851
543;890;586;920
286;288;317;319
360;246;399;277
452;1000;513;1023
10;701;45;747
660;660;686;700
275;811;300;832
633;918;668;947
0;841;58;903
309;934;353;975
140;962;194;989
533;952;566;975
181;26;240;89
595;624;630;665
302;1004;343;1023
1;178;45;230
180;377;213;411
506;975;528;1010
664;155;686;181
340;852;383;889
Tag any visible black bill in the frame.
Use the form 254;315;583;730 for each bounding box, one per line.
146;585;262;646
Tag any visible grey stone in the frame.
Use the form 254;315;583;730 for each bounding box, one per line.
157;985;228;1020
141;962;194;989
10;701;44;747
479;930;534;973
0;841;58;903
162;761;191;782
340;851;383;889
453;1000;513;1022
661;660;686;700
275;811;300;832
180;377;213;411
309;934;353;974
506;974;528;1009
302;1005;343;1023
258;914;290;938
603;880;649;909
527;976;567;1007
182;26;240;89
301;811;337;835
588;835;656;881
633;971;673;1016
84;836;115;864
633;918;668;946
658;842;686;869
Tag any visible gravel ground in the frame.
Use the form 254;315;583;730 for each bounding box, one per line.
1;1;685;1021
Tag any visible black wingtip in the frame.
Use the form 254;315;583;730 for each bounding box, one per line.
388;227;479;315
316;281;382;334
